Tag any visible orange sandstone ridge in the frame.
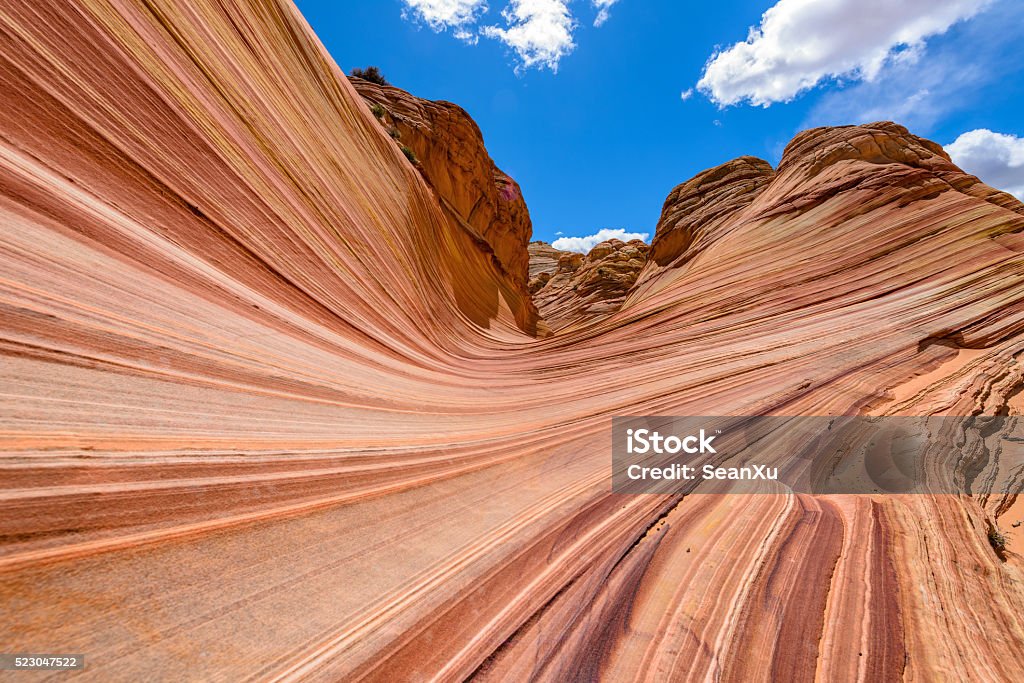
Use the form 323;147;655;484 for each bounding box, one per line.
1;1;1024;682
530;238;651;331
350;78;536;323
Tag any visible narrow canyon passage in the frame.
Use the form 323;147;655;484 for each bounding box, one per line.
2;0;1024;681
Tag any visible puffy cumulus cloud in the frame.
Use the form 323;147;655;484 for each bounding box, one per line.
482;0;577;72
400;0;623;71
802;50;976;132
946;129;1024;200
696;0;991;107
802;1;1023;134
592;0;620;27
401;0;489;32
552;228;649;253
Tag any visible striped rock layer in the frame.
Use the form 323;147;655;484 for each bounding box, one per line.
531;238;650;332
527;240;568;279
1;1;1024;682
349;78;537;331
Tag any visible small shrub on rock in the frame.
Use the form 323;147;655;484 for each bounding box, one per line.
400;145;419;164
989;527;1007;553
350;66;389;86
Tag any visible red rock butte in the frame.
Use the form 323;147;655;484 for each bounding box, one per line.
2;0;1024;681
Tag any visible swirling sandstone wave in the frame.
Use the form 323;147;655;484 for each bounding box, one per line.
1;2;1024;682
350;78;536;316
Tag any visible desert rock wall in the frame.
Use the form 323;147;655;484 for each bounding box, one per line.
350;78;535;307
2;1;1024;681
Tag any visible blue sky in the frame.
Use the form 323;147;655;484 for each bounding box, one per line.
295;0;1024;250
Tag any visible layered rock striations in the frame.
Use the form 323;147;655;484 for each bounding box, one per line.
350;78;534;303
527;240;566;279
2;1;1024;681
531;239;650;331
629;121;1024;311
645;155;775;269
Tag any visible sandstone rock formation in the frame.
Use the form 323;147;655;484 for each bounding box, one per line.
2;2;1024;682
350;78;534;305
531;239;650;330
646;155;775;269
630;120;1024;308
528;240;566;279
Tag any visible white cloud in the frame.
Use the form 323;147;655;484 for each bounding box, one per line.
552;228;649;253
401;0;488;32
482;0;576;72
453;27;479;43
946;129;1024;200
680;88;693;101
400;0;619;71
802;2;1023;134
555;231;564;235
593;0;619;27
807;74;949;131
696;0;991;107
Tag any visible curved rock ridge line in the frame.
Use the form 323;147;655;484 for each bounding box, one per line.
1;1;1024;681
350;79;535;305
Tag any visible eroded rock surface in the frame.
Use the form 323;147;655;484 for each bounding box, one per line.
646;156;775;269
351;78;533;299
2;2;1024;681
528;240;566;279
531;239;650;331
630;121;1024;309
